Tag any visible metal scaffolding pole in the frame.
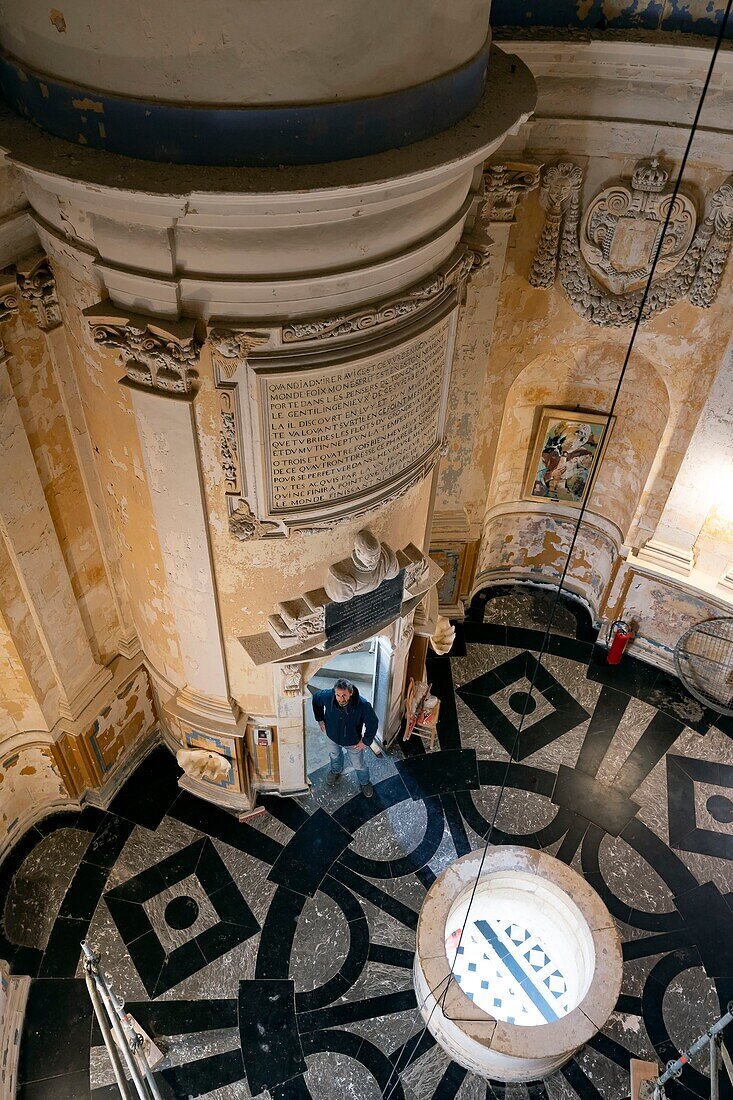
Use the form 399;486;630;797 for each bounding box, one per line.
81;940;163;1100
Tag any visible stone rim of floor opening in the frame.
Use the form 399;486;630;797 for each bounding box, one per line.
413;846;623;1082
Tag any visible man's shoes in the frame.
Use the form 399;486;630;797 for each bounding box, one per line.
360;782;374;798
326;771;341;787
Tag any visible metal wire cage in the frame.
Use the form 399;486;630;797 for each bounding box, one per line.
674;617;733;717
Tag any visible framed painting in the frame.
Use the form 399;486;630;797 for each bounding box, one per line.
523;407;613;508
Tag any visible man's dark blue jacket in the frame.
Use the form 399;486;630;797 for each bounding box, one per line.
312;686;378;748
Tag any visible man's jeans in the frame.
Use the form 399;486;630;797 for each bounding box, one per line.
328;739;369;785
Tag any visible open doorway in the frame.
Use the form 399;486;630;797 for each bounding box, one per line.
304;636;392;781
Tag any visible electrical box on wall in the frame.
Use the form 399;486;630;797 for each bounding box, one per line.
248;722;279;786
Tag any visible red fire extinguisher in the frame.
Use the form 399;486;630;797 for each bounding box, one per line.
607;619;633;665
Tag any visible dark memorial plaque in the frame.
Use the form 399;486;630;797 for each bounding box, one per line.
325;571;405;649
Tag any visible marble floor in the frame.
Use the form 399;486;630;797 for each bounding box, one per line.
5;590;733;1099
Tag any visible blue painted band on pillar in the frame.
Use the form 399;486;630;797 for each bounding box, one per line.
0;39;491;167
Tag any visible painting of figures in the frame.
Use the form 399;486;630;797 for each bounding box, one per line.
523;407;613;507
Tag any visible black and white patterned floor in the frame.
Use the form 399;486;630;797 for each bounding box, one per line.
6;590;733;1099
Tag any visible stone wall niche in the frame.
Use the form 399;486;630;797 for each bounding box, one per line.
413;848;622;1082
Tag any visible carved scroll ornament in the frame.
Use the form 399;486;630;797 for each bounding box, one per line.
530;159;733;326
281;244;483;345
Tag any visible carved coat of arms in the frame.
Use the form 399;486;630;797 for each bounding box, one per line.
530;158;733;326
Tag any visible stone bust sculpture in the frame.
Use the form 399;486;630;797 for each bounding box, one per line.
325;528;399;603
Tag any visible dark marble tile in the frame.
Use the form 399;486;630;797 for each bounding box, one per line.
674;882;733;978
255;885;308;980
587;652;714;735
239;978;306;1095
368;943;415;969
57;860;109;922
396;748;479;800
19;978;93;1084
667;754;733;862
575;686;631;778
102;895;149;945
108;745;181;830
19;1070;91;1099
171;790;284;865
300;988;417;1038
38;916;88;978
332;774;412;836
83;814;134;870
330;863;419;931
552;765;640;836
457;652;590;761
159;1049;246;1096
268;807;352;897
613;712;685;797
116;998;239;1040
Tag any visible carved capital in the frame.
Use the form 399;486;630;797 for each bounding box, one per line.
16;252;61;331
480;161;542;224
84;302;201;394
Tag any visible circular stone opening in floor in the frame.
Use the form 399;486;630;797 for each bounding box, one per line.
413;847;622;1083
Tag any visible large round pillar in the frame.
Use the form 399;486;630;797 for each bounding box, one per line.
0;3;536;810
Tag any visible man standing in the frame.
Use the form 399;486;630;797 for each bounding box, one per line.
312;678;377;798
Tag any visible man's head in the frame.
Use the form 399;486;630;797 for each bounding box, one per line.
334;679;354;707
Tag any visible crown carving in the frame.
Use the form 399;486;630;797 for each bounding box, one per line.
631;158;668;194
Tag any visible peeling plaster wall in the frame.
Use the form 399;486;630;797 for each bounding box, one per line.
476;510;617;609
442;157;732;536
605;566;733;673
0;612;46;739
84;664;156;780
0;745;66;849
2;306;119;665
0;535;60;729
55;266;185;693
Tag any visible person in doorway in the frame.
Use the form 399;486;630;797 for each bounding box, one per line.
312;678;378;798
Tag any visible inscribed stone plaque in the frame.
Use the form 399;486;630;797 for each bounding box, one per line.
261;314;451;515
325;572;405;649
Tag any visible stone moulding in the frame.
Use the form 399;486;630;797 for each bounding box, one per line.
529;160;733;326
84;301;202;394
209;325;287;540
